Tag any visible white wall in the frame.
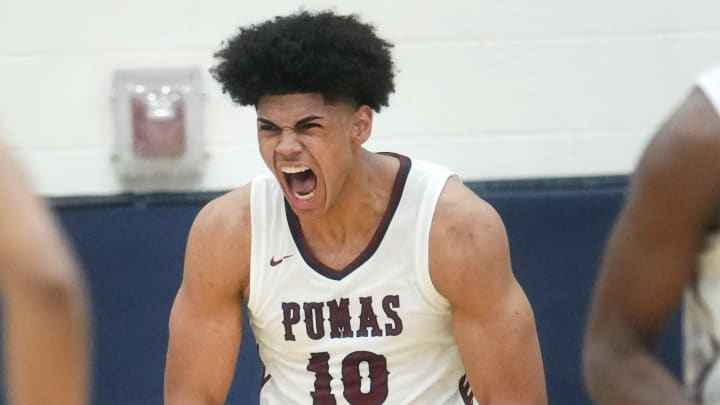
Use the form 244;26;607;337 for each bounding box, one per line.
1;0;719;196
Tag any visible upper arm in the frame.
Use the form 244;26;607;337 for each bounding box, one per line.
430;177;547;404
164;187;251;404
586;87;720;349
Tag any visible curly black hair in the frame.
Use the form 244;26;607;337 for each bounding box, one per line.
210;10;395;112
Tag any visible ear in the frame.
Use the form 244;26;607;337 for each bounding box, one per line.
351;105;373;145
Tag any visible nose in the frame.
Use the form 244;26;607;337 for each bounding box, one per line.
276;129;302;156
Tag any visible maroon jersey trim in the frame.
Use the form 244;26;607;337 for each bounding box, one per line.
284;153;411;280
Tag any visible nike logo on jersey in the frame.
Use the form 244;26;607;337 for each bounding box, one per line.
270;255;294;267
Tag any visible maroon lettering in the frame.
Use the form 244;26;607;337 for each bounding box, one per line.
356;297;382;337
281;302;301;341
327;298;354;338
381;295;402;336
284;295;404;341
307;352;337;404
304;302;326;340
342;351;389;404
458;374;474;405
260;365;271;388
307;351;389;404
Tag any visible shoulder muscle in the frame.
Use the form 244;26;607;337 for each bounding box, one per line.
182;184;252;303
429;176;511;308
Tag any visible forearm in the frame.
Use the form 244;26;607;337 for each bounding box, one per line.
583;341;695;405
2;265;90;405
453;288;547;404
164;290;242;405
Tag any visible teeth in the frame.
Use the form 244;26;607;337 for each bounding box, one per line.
295;191;315;200
281;165;310;174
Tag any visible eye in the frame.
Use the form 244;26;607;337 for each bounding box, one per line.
299;122;322;130
258;124;279;132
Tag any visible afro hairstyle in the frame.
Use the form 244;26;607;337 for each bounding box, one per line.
210;10;396;112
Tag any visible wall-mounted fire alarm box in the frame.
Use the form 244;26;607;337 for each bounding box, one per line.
112;68;205;191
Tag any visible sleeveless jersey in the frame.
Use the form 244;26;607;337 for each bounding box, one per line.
247;154;478;405
684;66;720;403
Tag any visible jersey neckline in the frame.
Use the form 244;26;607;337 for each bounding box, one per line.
283;153;412;280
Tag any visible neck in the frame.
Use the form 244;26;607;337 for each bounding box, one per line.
297;150;400;249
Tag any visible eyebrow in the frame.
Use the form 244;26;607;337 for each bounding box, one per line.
256;115;323;128
296;115;322;126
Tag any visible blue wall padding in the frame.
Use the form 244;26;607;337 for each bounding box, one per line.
39;178;681;404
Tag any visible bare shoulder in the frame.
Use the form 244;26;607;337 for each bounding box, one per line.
431;176;505;248
429;176;511;303
625;87;720;230
666;86;720;142
183;183;253;298
641;87;720;173
191;184;252;241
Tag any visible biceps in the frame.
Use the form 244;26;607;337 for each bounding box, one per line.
165;288;243;403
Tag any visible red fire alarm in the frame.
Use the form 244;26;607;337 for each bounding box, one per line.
112;68;205;191
131;87;186;158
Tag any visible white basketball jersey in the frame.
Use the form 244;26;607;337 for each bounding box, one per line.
684;233;720;402
247;154;478;405
684;66;720;402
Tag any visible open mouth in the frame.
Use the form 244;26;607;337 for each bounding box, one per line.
280;165;317;200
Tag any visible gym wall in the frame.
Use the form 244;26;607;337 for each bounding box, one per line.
1;0;719;195
0;1;712;403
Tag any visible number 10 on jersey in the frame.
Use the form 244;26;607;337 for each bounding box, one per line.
307;351;389;405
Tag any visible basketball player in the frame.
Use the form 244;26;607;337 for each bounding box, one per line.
0;137;90;404
583;66;720;404
164;10;546;404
